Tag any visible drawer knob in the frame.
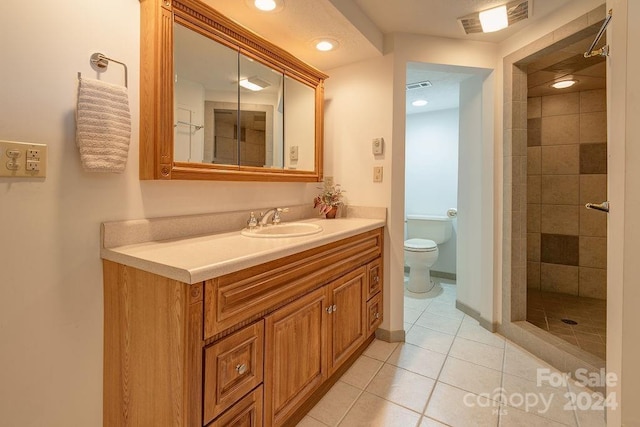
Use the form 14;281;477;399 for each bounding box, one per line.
236;363;247;375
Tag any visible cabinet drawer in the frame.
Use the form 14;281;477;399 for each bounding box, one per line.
366;292;383;335
366;258;382;300
205;228;383;339
204;321;264;424
207;385;263;427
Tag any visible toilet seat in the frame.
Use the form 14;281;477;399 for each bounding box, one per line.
404;238;438;252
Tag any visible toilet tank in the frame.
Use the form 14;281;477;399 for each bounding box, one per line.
406;214;453;244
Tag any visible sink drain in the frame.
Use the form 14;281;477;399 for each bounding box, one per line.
561;318;578;325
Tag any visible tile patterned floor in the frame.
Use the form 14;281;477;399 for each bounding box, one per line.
527;290;606;360
297;281;607;427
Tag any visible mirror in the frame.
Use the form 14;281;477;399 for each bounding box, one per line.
140;0;327;182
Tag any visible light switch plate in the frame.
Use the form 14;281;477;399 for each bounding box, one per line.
0;140;47;178
372;137;384;155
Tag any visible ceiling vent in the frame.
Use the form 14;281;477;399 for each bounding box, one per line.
459;0;529;35
406;80;432;90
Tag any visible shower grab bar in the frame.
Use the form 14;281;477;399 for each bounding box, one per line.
585;201;609;213
584;9;612;58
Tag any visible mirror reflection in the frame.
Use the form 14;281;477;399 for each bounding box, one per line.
173;22;314;171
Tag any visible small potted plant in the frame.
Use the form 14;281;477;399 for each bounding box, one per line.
314;181;345;218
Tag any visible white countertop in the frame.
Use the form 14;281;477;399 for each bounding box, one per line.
101;217;385;284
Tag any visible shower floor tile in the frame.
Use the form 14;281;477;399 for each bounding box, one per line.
526;290;606;360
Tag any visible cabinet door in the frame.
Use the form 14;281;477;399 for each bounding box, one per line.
329;267;366;373
264;287;328;427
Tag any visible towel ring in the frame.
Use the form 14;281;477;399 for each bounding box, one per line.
88;52;128;88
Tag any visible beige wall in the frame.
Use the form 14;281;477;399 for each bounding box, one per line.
527;89;607;299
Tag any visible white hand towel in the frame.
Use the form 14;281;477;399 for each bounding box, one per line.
76;77;131;172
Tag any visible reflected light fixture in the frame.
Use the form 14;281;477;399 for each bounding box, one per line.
254;0;276;11
412;100;428;107
551;80;577;89
239;77;271;91
479;5;508;33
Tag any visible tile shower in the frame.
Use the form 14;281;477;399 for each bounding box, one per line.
526;89;607;360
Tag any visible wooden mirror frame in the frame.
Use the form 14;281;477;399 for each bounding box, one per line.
140;0;328;182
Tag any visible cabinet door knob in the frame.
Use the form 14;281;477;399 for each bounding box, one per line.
326;306;333;313
374;276;379;283
332;304;337;312
375;312;380;319
236;363;247;375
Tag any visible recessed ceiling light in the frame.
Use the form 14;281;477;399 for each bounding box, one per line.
315;39;338;52
412;100;428;107
551;80;578;89
479;5;508;33
247;0;284;12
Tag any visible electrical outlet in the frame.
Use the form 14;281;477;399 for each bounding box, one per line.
0;140;47;178
373;166;383;182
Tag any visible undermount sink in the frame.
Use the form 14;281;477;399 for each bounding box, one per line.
241;222;323;238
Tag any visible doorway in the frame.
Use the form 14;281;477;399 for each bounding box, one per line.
499;4;609;376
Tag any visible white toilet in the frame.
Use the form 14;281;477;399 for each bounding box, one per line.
404;215;453;293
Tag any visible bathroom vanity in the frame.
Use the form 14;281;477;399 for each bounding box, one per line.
101;211;385;426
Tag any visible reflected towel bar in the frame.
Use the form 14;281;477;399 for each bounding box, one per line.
584;9;612;58
174;121;204;131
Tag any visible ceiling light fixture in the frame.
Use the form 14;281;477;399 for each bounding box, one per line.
314;38;338;52
248;0;284;12
239;77;271;91
412;100;428;107
254;0;276;11
479;5;508;33
551;80;577;89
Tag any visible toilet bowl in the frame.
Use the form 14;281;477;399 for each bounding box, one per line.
404;238;439;293
404;214;453;293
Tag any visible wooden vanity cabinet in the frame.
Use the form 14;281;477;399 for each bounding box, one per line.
103;227;383;427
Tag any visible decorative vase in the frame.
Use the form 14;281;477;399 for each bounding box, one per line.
325;206;338;219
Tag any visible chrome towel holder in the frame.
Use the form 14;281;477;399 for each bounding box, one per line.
78;52;128;88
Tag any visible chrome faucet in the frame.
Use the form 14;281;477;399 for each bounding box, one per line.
259;207;289;225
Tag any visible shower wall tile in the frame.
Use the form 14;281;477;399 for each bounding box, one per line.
527;176;541;204
540;145;579;175
527;232;541;261
541;233;579;265
579;236;607;269
528;261;541;289
541;263;579;295
527;147;541;175
580;209;607;237
541;92;580;116
540;204;579;235
580;89;606;113
579;175;607;205
528;96;541;118
540;175;579;205
527;118;541;146
541;114;580;145
579;143;607;174
580;111;607;143
579;267;607;300
527;204;540;233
